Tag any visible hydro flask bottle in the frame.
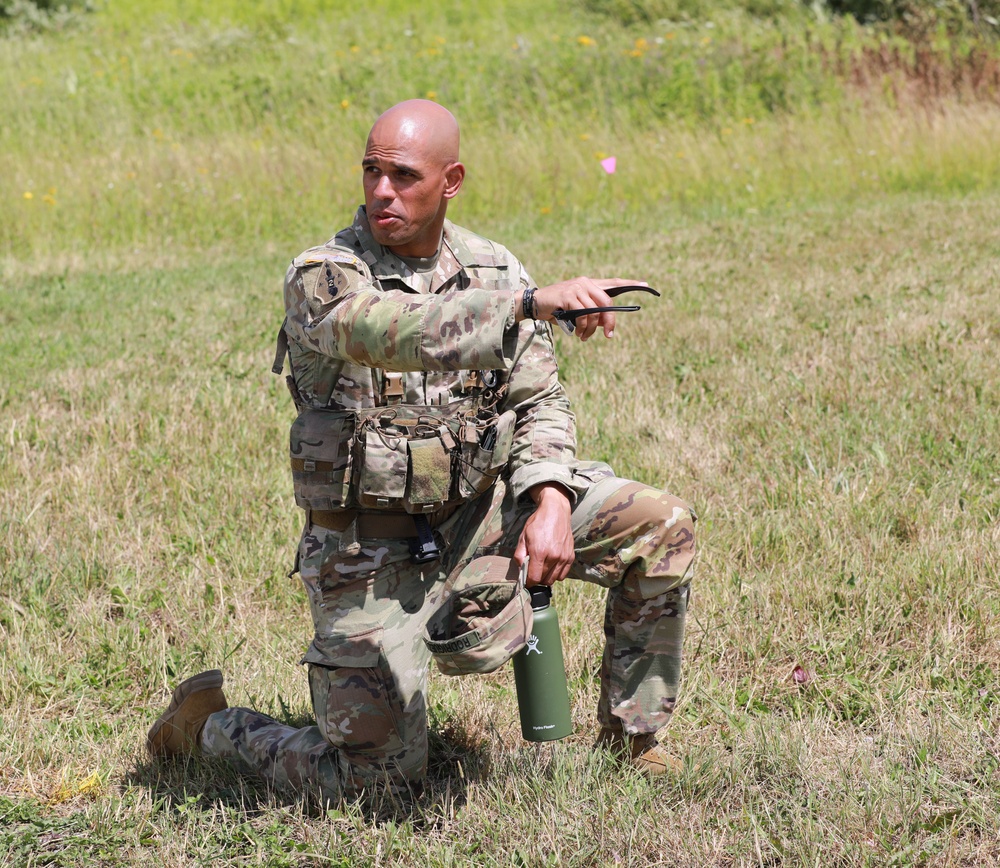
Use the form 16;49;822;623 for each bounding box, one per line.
512;584;573;742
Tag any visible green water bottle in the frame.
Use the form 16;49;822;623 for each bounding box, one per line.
513;585;573;742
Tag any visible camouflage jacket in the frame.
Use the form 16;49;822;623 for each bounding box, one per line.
280;207;580;504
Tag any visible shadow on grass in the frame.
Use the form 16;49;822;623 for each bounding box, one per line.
126;710;491;828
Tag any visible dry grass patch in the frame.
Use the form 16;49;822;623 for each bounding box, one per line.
2;185;999;865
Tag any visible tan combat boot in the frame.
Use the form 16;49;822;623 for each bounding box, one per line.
147;669;228;758
595;726;681;776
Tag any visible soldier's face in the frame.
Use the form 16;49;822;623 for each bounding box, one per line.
362;122;462;258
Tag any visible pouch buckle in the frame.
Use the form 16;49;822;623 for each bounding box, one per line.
408;514;441;564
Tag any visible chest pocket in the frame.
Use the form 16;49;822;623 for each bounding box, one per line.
466;264;511;293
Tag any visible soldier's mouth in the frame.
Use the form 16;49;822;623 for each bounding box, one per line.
371;212;401;227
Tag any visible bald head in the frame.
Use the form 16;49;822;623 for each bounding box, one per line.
361;100;466;258
367;100;461;167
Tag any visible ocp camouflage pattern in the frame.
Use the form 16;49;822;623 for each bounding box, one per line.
201;465;695;802
199;209;697;803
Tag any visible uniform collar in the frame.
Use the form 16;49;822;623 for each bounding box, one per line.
350;207;491;292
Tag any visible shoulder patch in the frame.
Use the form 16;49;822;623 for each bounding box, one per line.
302;260;354;307
292;246;368;273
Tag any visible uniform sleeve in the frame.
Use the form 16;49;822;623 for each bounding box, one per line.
283;253;520;373
503;260;580;502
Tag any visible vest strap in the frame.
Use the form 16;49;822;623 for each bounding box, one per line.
271;318;289;375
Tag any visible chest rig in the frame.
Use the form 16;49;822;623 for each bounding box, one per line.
273;309;514;520
273;220;519;561
273;348;514;519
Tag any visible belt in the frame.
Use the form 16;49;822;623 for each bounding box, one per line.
309;505;459;539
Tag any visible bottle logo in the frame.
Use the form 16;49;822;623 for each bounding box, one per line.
525;634;542;655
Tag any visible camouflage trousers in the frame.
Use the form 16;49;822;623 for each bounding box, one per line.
200;461;695;804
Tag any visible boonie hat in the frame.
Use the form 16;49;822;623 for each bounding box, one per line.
423;556;533;676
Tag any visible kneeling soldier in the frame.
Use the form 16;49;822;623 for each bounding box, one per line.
148;99;696;803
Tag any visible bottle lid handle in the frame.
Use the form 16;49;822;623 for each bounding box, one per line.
517;557;553;609
528;585;551;610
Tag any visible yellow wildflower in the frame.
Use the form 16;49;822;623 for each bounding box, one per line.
742;117;755;125
426;91;437;100
540;207;552;215
577;35;596;47
350;45;360;53
49;771;102;805
340;99;350;109
43;194;56;205
23;191;34;200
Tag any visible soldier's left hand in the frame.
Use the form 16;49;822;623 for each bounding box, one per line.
515;483;575;586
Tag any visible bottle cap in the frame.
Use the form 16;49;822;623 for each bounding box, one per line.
528;585;551;611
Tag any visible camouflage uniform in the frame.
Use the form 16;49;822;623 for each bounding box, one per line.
200;209;696;803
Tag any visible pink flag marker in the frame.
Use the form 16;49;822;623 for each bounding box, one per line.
601;156;617;174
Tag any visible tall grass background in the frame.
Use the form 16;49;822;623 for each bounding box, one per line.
1;0;999;865
3;0;999;267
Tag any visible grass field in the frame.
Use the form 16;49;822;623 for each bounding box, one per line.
2;1;1000;865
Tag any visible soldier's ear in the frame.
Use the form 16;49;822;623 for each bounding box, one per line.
443;162;465;200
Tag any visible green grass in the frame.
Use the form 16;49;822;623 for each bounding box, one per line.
2;0;1000;865
2;0;999;268
3;190;999;866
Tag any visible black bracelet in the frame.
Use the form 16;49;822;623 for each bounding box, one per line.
522;287;537;320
